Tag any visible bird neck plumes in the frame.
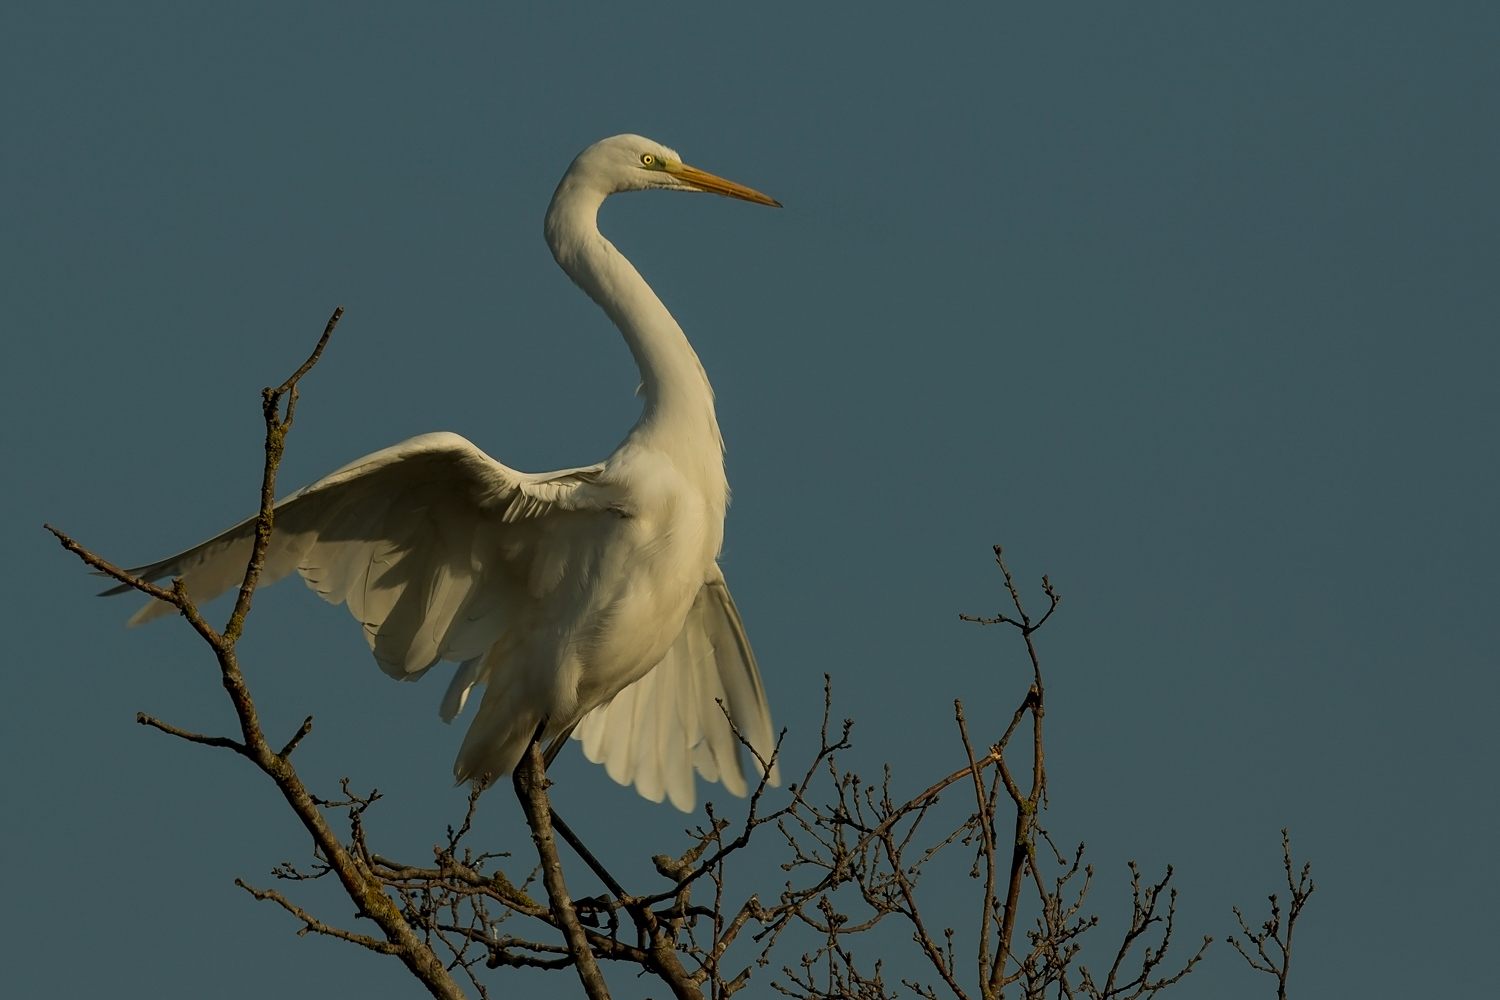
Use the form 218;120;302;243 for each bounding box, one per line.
544;174;726;472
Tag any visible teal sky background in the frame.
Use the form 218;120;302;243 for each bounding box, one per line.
3;4;1496;997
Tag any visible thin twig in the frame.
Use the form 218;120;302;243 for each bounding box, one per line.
136;712;245;753
279;716;314;758
236;878;402;955
1228;829;1313;1000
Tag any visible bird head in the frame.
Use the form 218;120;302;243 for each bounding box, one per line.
566;134;781;207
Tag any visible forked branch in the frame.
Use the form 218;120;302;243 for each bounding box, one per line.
1228;829;1314;1000
47;308;469;1000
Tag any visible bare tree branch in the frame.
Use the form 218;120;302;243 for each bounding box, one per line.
1228;829;1314;1000
512;734;614;1000
50;309;470;1000
235;878;403;955
279;716;314;758
136;711;245;753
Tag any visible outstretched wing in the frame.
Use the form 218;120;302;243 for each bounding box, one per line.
572;566;779;811
105;431;616;679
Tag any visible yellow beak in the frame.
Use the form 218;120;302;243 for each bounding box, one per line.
665;162;782;207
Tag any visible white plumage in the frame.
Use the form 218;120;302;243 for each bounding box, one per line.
107;135;781;811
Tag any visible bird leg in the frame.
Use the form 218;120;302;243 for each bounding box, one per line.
542;722;579;769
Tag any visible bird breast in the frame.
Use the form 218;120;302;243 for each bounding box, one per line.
561;444;725;713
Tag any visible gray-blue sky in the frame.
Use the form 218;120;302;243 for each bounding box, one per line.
3;4;1495;996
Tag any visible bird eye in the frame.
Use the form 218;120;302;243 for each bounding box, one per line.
640;153;655;166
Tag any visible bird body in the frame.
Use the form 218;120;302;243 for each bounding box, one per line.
109;135;781;811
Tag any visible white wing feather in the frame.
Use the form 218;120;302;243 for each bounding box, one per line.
104;431;614;681
573;567;780;811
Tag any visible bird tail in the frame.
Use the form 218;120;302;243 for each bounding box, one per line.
453;709;538;787
452;663;576;786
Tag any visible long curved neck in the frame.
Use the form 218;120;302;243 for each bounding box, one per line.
544;177;723;462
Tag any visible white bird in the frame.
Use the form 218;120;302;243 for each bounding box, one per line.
107;134;781;811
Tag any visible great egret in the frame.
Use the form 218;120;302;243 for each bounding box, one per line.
107;134;781;811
